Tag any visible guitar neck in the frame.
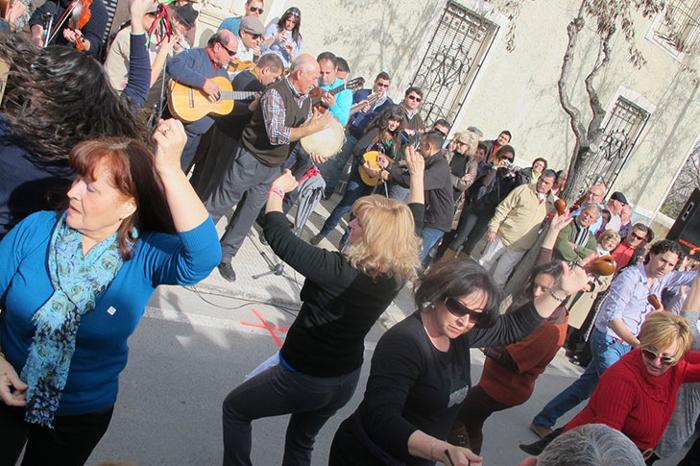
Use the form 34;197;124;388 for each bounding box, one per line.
220;91;258;101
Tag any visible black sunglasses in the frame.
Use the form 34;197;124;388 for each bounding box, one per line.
642;348;676;366
219;42;237;57
407;95;422;102
630;232;646;241
249;6;263;13
444;297;485;322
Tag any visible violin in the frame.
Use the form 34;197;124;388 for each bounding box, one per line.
68;0;92;51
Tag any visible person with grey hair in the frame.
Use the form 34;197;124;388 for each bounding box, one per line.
553;203;599;262
209;53;332;282
479;168;557;287
518;424;645;466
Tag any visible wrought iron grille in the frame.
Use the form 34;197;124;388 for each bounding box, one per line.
656;0;700;52
411;1;497;124
586;97;650;191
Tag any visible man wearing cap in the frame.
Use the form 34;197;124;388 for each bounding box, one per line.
234;16;264;62
219;0;264;36
166;30;238;171
605;191;628;232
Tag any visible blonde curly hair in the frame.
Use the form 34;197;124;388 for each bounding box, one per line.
345;195;420;281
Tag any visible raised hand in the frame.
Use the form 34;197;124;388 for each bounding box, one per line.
153;119;187;173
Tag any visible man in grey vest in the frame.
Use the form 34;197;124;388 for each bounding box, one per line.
206;53;331;281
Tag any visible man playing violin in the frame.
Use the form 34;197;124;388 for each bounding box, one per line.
29;0;107;57
165;30;237;172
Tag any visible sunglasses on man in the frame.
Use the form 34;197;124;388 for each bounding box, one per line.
249;6;263;13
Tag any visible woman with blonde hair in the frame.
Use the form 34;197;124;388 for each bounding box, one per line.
221;150;425;466
525;277;700;462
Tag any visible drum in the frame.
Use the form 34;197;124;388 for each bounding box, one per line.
300;118;345;162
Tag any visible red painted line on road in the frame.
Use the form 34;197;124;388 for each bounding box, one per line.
240;308;288;348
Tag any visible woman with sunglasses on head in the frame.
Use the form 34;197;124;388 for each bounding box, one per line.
221;149;424;466
262;7;303;67
328;253;591;465
557;301;700;464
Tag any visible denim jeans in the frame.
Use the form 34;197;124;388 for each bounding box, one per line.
320;132;358;197
532;328;631;429
420;227;445;262
319;171;373;237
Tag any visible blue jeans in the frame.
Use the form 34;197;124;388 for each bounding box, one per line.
531;328;631;429
420;227;445;262
319;171;372;237
320;132;358;197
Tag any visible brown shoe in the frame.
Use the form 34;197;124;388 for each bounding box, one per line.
529;423;553;439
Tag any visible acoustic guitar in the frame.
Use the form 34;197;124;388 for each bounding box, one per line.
359;150;394;187
167;76;259;123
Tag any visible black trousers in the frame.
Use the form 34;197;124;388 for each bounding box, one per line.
222;364;360;466
0;402;113;466
452;385;510;455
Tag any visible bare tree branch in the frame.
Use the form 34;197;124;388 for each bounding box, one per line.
584;28;611;141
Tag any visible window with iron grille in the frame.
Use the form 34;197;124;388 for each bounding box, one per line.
411;1;497;124
587;97;650;191
655;0;700;53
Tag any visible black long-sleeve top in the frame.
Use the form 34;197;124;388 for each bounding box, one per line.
389;153;454;232
335;303;544;465
264;208;424;377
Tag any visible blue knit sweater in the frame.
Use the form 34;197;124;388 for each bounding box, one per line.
0;211;221;415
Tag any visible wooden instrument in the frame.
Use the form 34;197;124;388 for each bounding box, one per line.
0;0;13;19
585;255;617;277
300;117;345;162
309;77;365;110
647;294;662;310
349;91;383;116
228;59;256;76
69;0;92;51
554;199;567;216
359;151;394;187
167;76;259;123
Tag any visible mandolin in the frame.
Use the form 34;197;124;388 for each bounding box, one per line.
167;76;259;123
359;151;394;187
309;77;365;111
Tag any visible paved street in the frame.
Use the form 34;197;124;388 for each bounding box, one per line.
84;201;687;465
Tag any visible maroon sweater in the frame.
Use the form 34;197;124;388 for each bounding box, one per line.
565;349;700;450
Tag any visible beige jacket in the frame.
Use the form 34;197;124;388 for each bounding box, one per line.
488;184;548;251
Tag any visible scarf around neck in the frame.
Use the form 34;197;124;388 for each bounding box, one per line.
20;212;125;428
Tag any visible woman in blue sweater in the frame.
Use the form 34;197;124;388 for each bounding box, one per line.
0;119;221;465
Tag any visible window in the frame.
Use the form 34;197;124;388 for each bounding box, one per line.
587;97;650;191
411;1;497;123
654;0;700;54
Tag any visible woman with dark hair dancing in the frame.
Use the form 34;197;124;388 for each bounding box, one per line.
262;7;303;66
311;104;405;246
0;0;153;238
0;119;220;465
329;251;590;466
221;148;425;466
447;213;574;454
